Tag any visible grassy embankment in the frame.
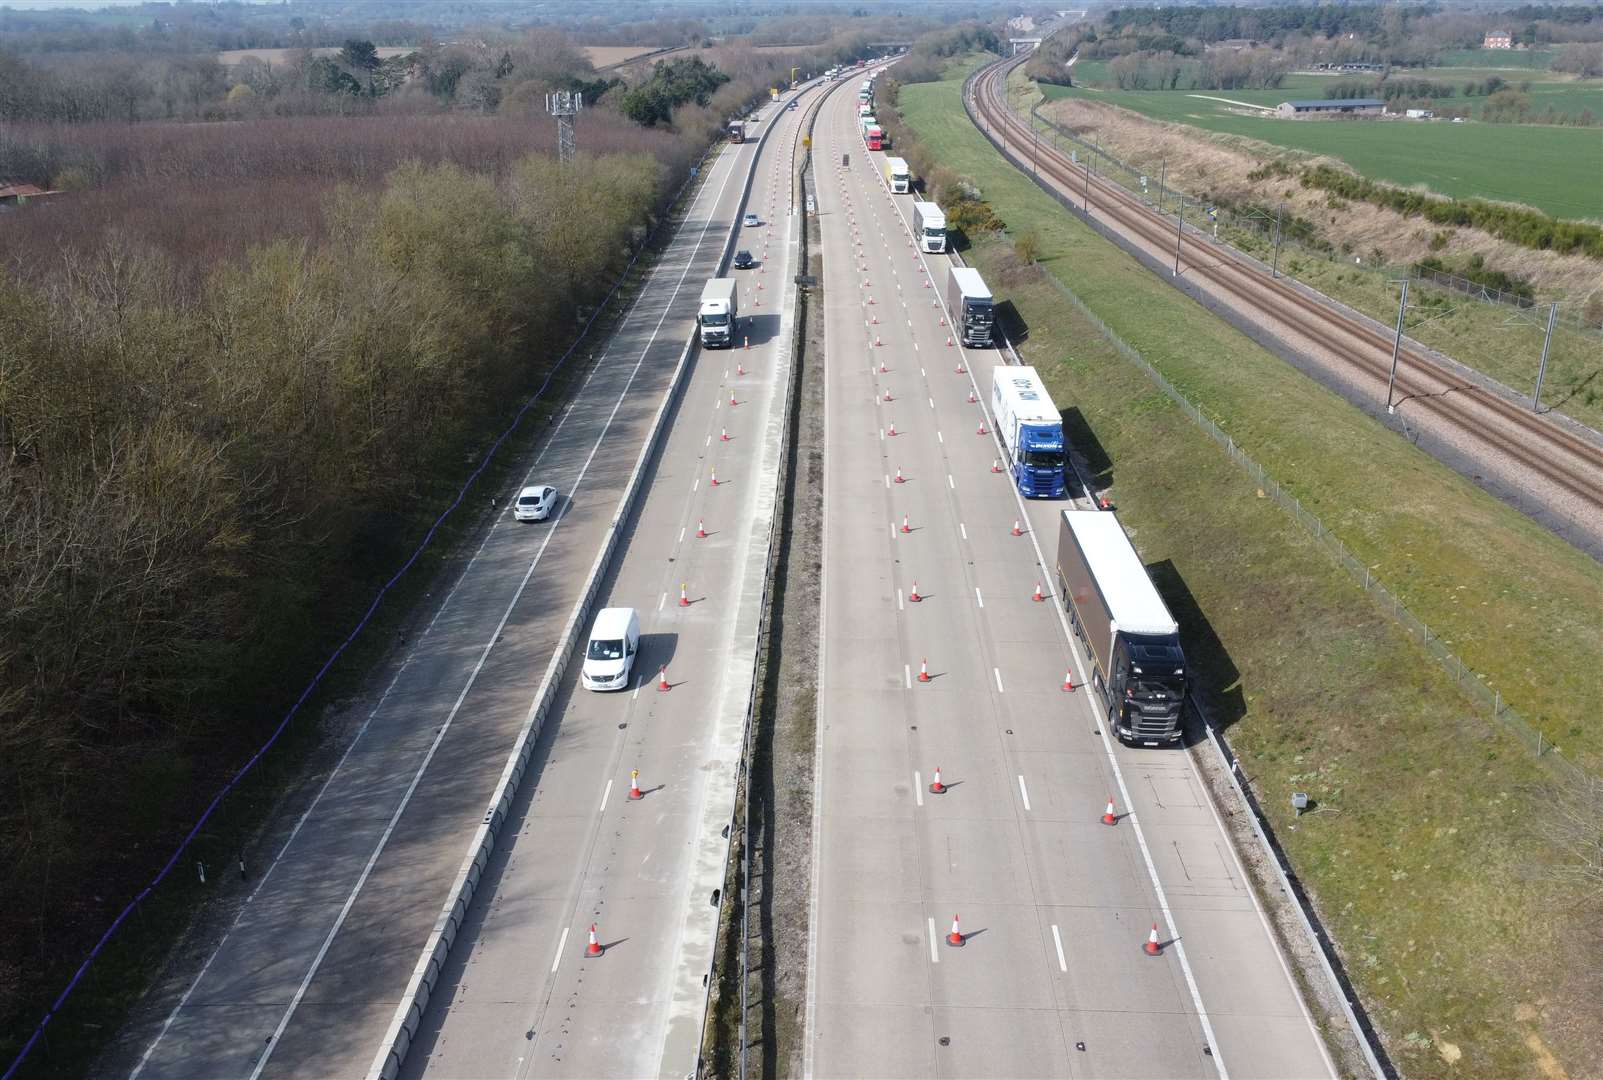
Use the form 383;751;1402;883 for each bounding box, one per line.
899;53;1603;1078
1014;73;1603;432
1038;79;1602;220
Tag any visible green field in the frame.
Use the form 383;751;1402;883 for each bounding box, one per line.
898;53;1603;1076
1436;47;1557;69
1042;79;1603;219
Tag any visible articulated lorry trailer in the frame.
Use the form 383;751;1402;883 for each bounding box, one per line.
992;366;1066;498
945;266;994;347
698;278;739;348
911;201;946;253
1056;511;1188;746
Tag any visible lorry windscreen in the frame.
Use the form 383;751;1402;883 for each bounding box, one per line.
1022;449;1065;467
924;226;943;237
703;313;729;326
1129;676;1183;701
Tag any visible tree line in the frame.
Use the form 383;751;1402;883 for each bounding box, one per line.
0;148;668;1062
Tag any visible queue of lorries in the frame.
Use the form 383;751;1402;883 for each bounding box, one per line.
689;70;1189;746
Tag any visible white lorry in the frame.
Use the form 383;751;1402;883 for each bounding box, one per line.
992;366;1067;498
911;200;946;253
698;278;739;349
884;156;910;193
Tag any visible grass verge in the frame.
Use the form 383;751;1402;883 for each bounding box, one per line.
897;54;1603;1078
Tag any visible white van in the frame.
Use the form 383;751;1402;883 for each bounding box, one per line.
581;607;640;691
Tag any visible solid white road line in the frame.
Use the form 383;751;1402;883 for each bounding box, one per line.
550;927;570;974
1017;774;1031;811
914;772;924;808
975;587;984;608
599;779;613;814
927;917;940;963
1052;924;1068;972
994;667;1005;693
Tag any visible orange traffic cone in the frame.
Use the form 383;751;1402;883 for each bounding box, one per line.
711;467;719;487
947;914;964;947
1033;582;1045;602
737;363;746;376
977;421;988;435
918;658;931;683
968;389;977;403
586;923;604;957
1145;924;1162;956
629;769;643;801
884;388;893;402
721;427;730;441
991;458;1003;473
730;391;738;407
658;666;671;692
879;360;889;373
1103;798;1117;825
909;579;921;602
1011;520;1022;537
895;466;905;484
929;766;945;794
679;583;690;607
956;361;966;374
697;519;707;539
887;420;898;436
1062;670;1076;692
900;514;911;534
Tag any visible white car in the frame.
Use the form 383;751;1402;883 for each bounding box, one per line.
743;212;760;227
512;484;558;522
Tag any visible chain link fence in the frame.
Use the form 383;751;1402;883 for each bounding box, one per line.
1036;265;1596;788
1023;100;1603;338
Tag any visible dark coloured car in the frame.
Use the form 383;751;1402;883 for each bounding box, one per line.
733;249;755;270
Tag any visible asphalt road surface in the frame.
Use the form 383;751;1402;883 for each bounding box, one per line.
391;86;820;1080
128;94;794;1080
803;76;1338;1080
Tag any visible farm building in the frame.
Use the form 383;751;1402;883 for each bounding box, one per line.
1276;98;1386;118
1483;30;1513;49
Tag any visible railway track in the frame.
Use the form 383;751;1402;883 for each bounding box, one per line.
969;53;1603;526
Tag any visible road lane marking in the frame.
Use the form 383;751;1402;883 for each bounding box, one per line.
929;397;935;409
995;667;1005;693
897;588;904;611
658;592;667;612
1052;924;1067;972
914;772;924;807
550;927;570;974
936;431;944;444
677;527;685;544
975;587;984;608
927;917;940;963
904;664;912;690
1017;774;1031;811
959;523;968;541
947;474;955;489
599;779;613;813
692;477;700;492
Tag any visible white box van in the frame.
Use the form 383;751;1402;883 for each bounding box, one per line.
581;607;640;691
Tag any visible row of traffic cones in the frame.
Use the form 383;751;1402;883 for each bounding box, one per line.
936;910;1160;948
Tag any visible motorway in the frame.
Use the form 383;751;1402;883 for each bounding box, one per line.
127;89;799;1079
388;84;822;1078
805;73;1339;1078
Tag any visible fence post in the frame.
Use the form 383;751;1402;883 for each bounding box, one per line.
1532;302;1558;412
